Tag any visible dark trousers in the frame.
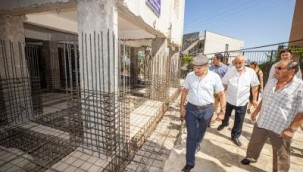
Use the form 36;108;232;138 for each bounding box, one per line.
221;102;247;138
185;103;213;166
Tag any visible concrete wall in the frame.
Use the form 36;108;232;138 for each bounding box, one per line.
122;0;185;46
203;31;244;59
289;0;303;47
42;41;61;90
0;0;70;11
25;11;77;34
0;0;75;16
0;16;33;124
3;0;184;49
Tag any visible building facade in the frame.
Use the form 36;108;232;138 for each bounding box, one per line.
289;0;303;47
182;31;244;61
0;0;185;171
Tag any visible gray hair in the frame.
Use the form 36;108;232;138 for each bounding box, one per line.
287;60;299;74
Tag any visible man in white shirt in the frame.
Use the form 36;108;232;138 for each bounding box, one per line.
217;55;260;147
180;54;226;172
241;60;303;171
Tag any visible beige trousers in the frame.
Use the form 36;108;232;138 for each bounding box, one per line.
246;124;291;172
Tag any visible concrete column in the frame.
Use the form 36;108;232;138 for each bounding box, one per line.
169;47;181;88
0;16;32;125
149;38;169;101
78;0;118;93
130;47;138;86
151;38;168;76
77;0;119;155
43;41;61;90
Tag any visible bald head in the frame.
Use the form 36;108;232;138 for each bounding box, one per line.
234;55;246;71
235;55;246;62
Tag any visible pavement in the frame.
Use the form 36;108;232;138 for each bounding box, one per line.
126;93;303;172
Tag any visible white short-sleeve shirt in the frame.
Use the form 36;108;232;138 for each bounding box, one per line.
183;70;224;106
257;76;303;135
222;66;260;106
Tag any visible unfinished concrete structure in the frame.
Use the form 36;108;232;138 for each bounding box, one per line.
0;0;184;171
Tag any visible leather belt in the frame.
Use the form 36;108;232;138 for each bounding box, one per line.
189;103;213;110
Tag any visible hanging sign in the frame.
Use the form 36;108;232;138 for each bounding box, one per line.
146;0;161;16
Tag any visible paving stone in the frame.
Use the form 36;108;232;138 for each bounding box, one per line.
126;92;303;172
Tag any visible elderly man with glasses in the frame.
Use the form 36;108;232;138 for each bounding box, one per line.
180;53;226;172
241;60;303;172
268;48;302;80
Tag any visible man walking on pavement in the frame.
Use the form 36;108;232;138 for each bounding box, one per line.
209;53;228;127
241;60;303;171
209;53;228;79
217;55;260;147
180;53;226;172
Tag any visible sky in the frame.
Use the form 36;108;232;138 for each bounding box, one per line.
183;0;296;49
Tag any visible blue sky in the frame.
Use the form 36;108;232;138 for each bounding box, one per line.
183;0;296;49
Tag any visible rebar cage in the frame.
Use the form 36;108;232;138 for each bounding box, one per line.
0;29;132;171
0;27;181;171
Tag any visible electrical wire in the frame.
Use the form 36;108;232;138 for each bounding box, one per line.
187;38;303;56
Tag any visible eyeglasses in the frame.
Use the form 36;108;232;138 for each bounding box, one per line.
275;66;288;70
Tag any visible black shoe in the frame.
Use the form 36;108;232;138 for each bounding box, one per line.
182;164;194;172
241;158;251;165
232;138;242;147
217;124;227;131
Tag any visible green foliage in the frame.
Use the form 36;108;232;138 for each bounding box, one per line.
289;46;303;53
181;55;194;66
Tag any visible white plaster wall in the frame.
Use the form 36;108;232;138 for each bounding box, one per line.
123;0;185;46
204;31;244;58
170;0;185;46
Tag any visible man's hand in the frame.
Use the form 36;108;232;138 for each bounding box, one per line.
281;128;295;140
251;111;258;122
252;100;259;108
180;105;186;119
216;111;225;121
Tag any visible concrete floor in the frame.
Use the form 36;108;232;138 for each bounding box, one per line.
127;94;303;172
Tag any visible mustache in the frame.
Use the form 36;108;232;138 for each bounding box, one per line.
236;66;244;71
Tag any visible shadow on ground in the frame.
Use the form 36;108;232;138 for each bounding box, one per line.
163;147;227;172
201;139;267;172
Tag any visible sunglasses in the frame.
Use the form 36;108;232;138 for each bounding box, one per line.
275;66;288;70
